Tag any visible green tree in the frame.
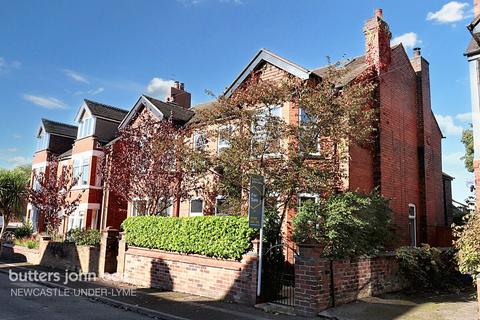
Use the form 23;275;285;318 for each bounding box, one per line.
292;191;394;258
453;211;480;277
196;64;378;238
0;168;29;238
461;124;473;173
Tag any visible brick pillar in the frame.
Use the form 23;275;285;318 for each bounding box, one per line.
99;228;119;277
116;232;126;277
294;245;330;316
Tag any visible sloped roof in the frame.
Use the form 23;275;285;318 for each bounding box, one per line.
465;38;480;57
143;95;195;122
40;119;77;138
188;100;218;124
224;49;311;97
58;148;73;160
312;55;368;87
83;99;129;122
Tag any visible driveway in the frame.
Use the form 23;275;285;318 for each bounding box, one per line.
319;289;478;320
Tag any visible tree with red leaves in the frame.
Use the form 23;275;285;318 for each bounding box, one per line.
104;112;208;216
28;158;83;235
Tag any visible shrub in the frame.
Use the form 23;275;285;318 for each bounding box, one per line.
292;191;394;259
14;237;39;249
14;222;33;239
453;211;480;278
121;216;257;260
396;245;463;290
65;228;101;246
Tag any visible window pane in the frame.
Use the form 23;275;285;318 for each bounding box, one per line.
409;218;416;246
190;199;203;213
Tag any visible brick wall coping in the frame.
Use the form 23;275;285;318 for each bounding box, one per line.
126;246;255;271
2;243;40;254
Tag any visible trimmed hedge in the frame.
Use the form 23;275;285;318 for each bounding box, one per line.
121;216;257;260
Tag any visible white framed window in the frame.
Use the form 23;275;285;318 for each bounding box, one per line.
73;158;89;186
77;117;96;139
131;200;147;216
408;204;417;247
193;132;207;150
298;193;319;208
156;199;173;216
218;125;234;154
36;132;50;151
68;210;85;231
190;198;204;216
252;105;283;155
298;107;321;155
33;166;45;191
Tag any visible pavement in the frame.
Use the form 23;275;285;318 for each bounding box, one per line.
0;259;305;320
319;290;478;320
0;258;477;320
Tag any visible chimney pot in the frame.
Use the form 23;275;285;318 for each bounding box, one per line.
375;8;383;18
413;47;421;57
180;82;185;91
174;80;180;89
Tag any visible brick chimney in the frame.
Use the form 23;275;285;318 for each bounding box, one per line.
363;8;392;72
166;81;191;109
475;0;480;17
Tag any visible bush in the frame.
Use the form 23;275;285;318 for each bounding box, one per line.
65;228;101;246
14;237;39;249
292;191;394;258
121;216;257;260
396;245;463;290
453;211;480;278
14;222;33;239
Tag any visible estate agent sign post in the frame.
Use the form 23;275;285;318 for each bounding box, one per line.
248;174;265;297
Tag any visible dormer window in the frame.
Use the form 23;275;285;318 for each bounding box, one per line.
36;132;50;151
77;117;95;139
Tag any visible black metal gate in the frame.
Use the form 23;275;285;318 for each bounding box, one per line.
260;243;297;307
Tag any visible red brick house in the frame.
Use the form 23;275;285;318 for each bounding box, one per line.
27;9;452;247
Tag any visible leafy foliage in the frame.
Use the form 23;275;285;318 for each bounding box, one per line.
14;222;33;239
195;65;378;230
65;228;101;246
453;211;480;277
28;158;83;234
14;236;39;249
461;125;473;173
396;245;463;289
0;167;29;237
121;216;257;260
104;113;208;215
292;191;393;258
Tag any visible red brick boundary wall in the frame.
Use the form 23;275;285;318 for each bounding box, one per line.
116;235;259;305
294;245;405;316
1;238;99;274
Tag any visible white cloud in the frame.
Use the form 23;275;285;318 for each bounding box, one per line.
62;69;89;83
391;32;422;49
6;156;29;167
23;94;67;110
74;87;105;96
146;78;175;99
6;148;17;153
0;57;21;72
426;1;469;24
444;151;464;166
435;114;464;136
12;133;22;139
455;112;472;122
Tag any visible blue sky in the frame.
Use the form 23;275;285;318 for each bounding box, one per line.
0;0;475;201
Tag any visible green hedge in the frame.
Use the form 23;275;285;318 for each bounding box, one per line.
121;216;257;260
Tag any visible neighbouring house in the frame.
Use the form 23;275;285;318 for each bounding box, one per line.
465;0;480;205
27;100;129;234
27;9;453;247
27;119;78;232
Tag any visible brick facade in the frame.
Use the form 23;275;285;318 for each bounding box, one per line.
294;245;404;316
118;245;258;304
